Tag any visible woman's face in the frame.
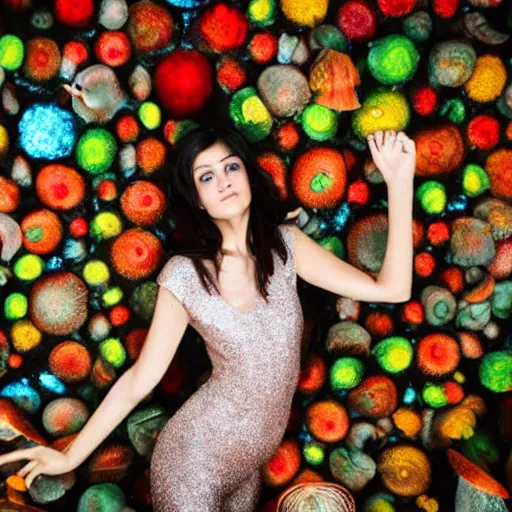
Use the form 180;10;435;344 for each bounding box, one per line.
191;139;252;220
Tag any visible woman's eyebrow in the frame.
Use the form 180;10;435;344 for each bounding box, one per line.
193;153;237;172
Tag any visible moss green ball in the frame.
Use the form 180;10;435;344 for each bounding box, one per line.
76;128;117;175
303;441;325;465
99;337;126;368
415;180;447;214
479;350;512;393
0;35;24;71
301;103;338;141
372;336;413;374
462;164;490;197
422;383;447;408
368;35;420;85
330;357;364;390
4;293;28;320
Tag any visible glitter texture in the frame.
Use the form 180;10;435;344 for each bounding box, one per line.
18;103;76;160
151;224;304;511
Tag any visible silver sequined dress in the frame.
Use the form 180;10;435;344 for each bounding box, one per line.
150;224;304;512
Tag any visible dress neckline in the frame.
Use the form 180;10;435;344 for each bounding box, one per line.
189;225;289;315
214;291;266;315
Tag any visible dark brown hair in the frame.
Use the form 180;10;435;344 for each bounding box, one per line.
167;122;291;302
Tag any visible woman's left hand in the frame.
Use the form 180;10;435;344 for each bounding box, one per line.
367;130;416;189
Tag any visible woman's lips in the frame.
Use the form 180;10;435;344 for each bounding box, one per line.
222;192;237;201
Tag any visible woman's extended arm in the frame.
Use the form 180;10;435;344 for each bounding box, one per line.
290;130;416;303
0;285;189;488
65;285;190;469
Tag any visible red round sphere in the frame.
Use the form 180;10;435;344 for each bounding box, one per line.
412;85;438;116
54;0;94;27
154;49;213;117
337;0;377;42
377;0;417;17
467;115;500;150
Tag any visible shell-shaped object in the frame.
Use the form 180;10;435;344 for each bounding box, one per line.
421;285;457;326
450;217;496;267
326;321;371;355
277;482;356;512
449;449;510;498
68;64;127;124
0;213;22;262
42;397;90;436
309;48;361;111
2;83;19;115
11;155;32;187
428;40;476;88
377;445;431;497
464;12;510;45
99;0;129;30
129;64;151;102
456;300;492;331
257;64;311;117
0;398;47;444
329;446;377;492
473;198;512;241
291;36;309;66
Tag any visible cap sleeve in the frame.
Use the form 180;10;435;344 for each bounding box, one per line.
156;255;191;305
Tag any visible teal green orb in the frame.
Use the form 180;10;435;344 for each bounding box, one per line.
330;357;364;390
0;34;24;71
77;483;126;512
76;128;117;175
479;350;512;393
368;35;420;85
301;103;338;141
303;441;325;465
372;336;413;374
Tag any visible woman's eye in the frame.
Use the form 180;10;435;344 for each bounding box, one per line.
199;163;239;183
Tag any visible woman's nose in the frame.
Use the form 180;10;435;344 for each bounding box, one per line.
217;177;231;192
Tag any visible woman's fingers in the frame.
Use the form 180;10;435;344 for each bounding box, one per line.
0;446;40;466
25;465;43;489
17;459;38;477
384;130;392;148
367;135;382;165
397;132;416;154
375;130;384;150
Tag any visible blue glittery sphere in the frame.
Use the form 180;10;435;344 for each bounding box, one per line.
18;103;76;160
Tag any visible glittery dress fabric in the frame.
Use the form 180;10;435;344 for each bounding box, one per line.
150;224;304;512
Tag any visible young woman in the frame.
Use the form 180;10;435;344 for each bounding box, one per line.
0;125;416;511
